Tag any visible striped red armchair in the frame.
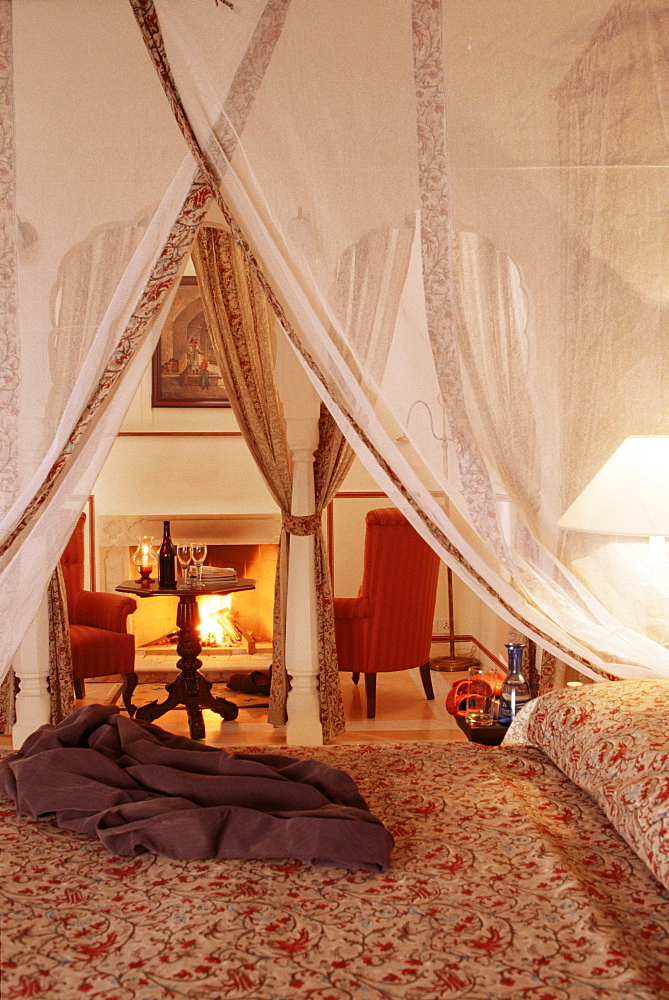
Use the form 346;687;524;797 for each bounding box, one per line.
61;513;138;715
334;507;441;719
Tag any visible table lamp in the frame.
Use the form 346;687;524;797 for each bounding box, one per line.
558;436;669;564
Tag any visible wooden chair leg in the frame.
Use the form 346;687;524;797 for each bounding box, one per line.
74;678;85;700
419;661;435;701
364;673;377;719
352;672;360;684
122;672;139;717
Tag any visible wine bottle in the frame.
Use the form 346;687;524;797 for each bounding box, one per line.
157;520;177;589
497;643;531;726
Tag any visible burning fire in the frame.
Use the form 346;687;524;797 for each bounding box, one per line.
198;595;242;647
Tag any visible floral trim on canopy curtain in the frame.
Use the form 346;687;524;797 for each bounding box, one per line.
47;566;75;724
0;567;74;732
193;227;353;741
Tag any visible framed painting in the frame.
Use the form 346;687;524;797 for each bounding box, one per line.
151;276;230;408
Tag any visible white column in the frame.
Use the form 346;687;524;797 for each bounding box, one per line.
12;590;51;749
275;327;323;745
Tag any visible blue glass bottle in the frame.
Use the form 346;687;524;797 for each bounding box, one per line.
497;643;531;726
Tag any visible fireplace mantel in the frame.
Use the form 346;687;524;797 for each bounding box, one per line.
97;513;281;592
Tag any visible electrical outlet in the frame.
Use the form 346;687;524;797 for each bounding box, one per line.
434;617;449;634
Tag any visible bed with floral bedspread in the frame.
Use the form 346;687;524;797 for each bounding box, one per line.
1;680;669;1000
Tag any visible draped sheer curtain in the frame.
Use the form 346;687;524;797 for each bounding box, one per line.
139;0;668;684
0;1;282;727
192;227;353;741
0;1;202;709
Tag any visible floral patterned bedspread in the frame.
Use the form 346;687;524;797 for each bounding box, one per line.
2;733;669;999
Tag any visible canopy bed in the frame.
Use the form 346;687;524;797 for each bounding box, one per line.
0;0;667;750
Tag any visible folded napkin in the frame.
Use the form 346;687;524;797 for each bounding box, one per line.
201;565;236;579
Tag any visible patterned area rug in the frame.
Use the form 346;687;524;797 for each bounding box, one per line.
106;681;270;714
2;741;669;999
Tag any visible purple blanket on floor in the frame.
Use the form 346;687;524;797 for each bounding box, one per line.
0;705;393;872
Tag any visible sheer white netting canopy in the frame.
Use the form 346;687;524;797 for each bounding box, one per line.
2;0;668;701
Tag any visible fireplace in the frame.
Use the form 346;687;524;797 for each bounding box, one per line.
96;513;281;651
206;544;275;642
131;543;278;651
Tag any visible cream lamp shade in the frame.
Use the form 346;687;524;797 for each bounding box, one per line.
558;437;669;541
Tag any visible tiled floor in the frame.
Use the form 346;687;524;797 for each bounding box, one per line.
4;650;469;749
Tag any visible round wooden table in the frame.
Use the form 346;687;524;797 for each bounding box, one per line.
116;577;256;740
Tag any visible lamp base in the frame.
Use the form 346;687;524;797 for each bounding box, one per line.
430;654;479;673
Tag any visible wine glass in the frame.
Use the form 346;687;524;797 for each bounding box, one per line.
190;543;207;589
176;543;192;589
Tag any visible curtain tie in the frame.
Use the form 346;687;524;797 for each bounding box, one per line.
282;512;321;536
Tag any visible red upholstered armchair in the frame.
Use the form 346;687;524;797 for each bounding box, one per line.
334;507;441;719
60;513;138;715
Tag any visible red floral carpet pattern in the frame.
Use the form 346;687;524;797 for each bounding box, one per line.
2;741;669;999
